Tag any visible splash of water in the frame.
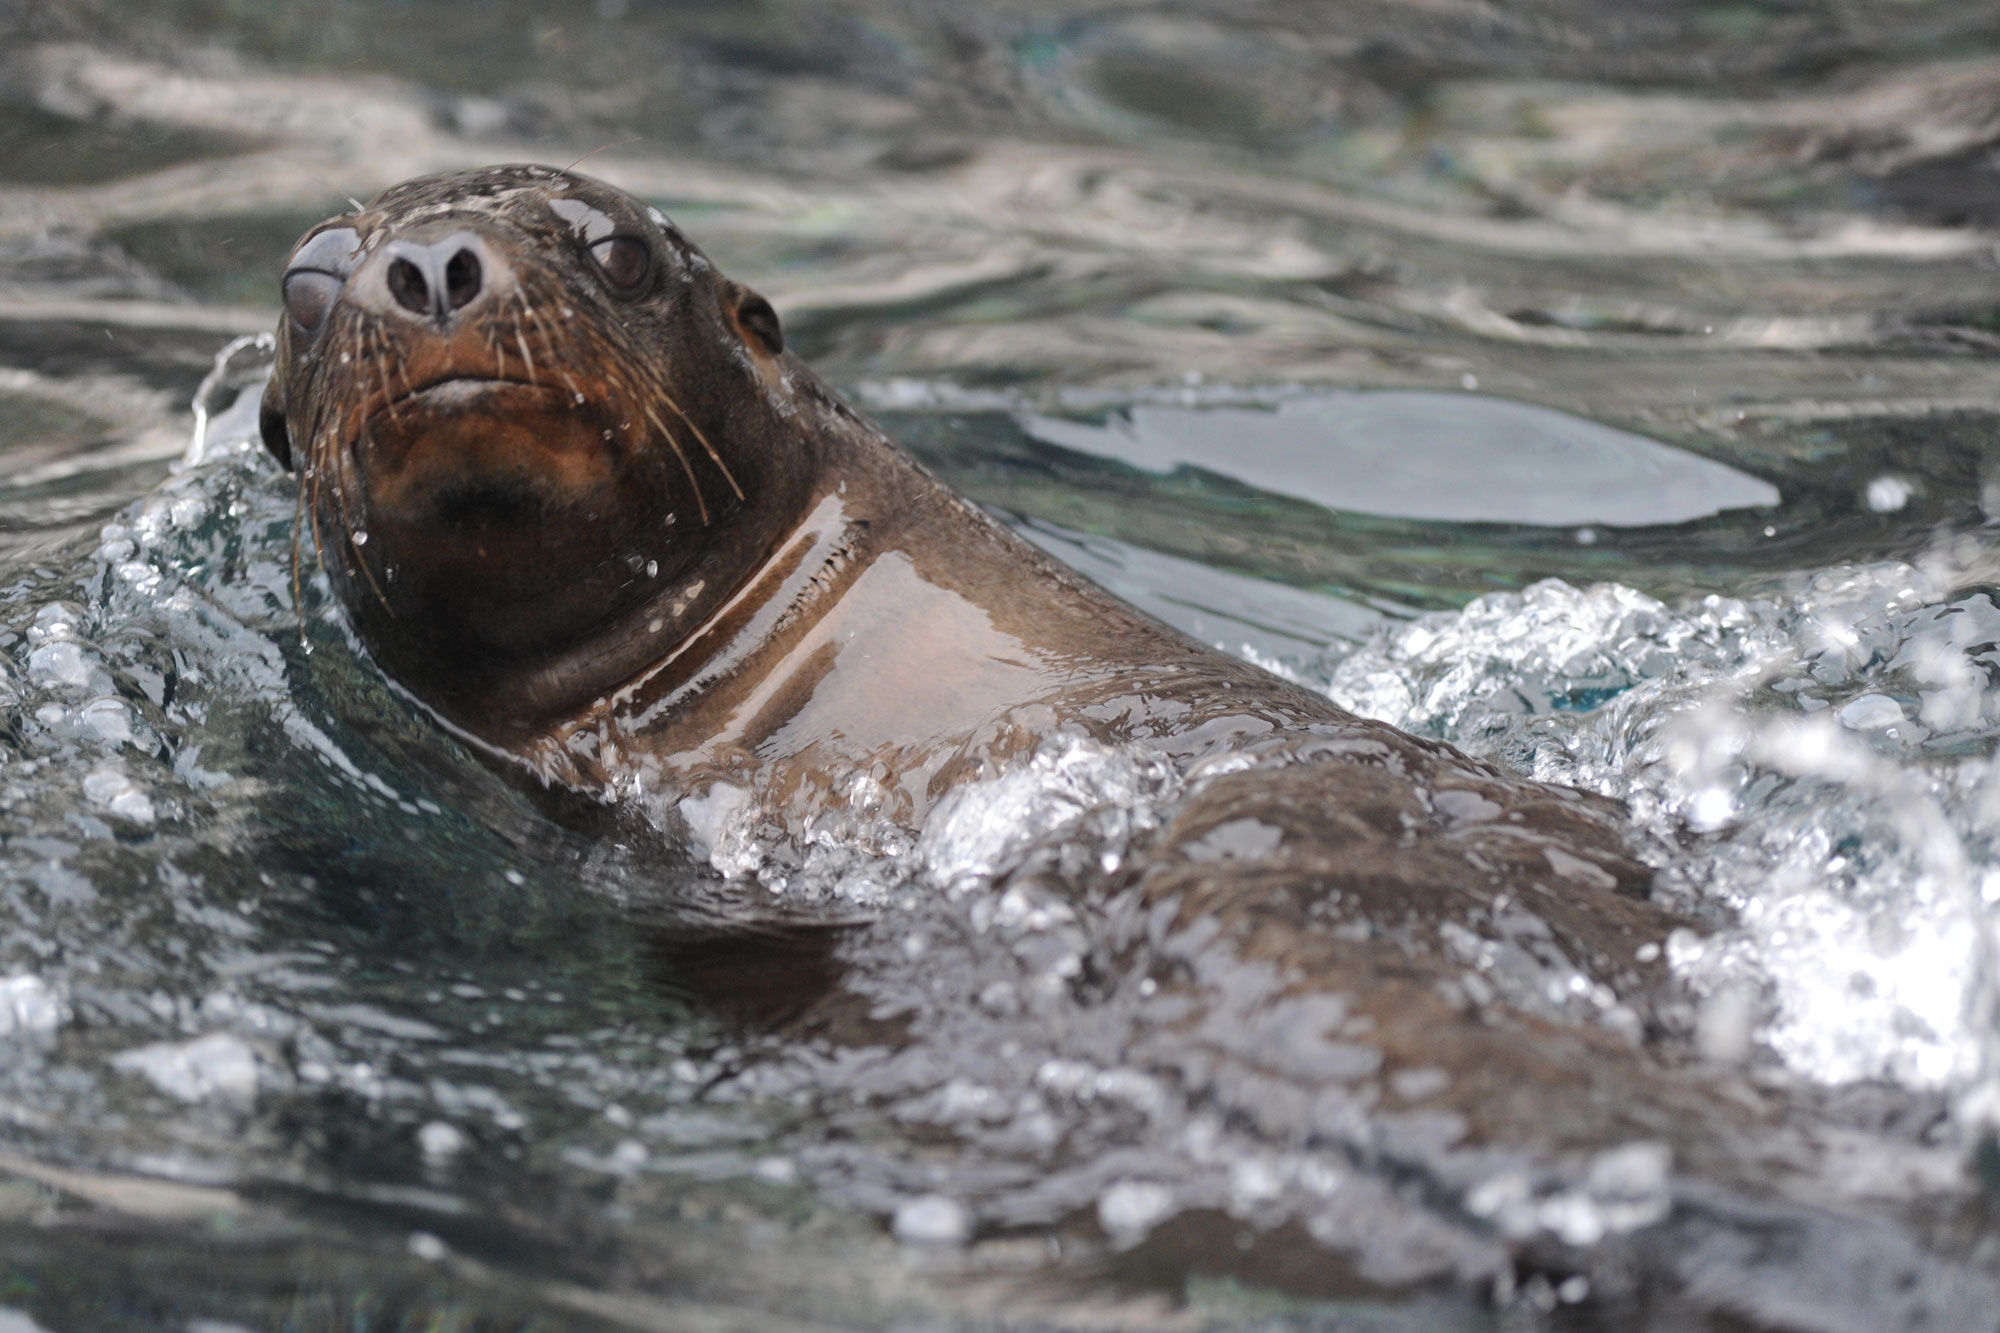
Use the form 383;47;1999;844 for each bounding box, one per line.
1324;569;2000;1126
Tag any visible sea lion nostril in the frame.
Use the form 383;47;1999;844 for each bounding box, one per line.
444;249;482;312
387;256;431;316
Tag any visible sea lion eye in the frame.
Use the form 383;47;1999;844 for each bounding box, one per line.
281;225;362;336
589;236;651;292
283;270;342;332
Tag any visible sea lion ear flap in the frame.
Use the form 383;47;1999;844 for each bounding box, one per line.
259;375;293;471
725;281;783;357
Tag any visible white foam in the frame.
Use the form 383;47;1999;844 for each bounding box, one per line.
1325;568;2000;1116
112;1033;260;1107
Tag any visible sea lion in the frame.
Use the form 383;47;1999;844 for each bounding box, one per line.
256;165;1788;1262
256;164;1642;858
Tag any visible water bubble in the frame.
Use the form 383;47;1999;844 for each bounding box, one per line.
1097;1180;1176;1245
112;1033;260;1107
892;1194;970;1246
752;1156;797;1185
1328;564;2000;1100
78;698;133;746
0;976;64;1038
1866;476;1913;513
1838;693;1906;730
1686;786;1736;831
1695;984;1759;1064
27;642;99;692
418;1120;467;1160
919;734;1177;894
81;767;155;824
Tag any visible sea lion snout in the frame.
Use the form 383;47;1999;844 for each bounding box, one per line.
365;227;503;328
332;225;515;339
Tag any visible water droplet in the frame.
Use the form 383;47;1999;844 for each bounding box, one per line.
112;1032;258;1105
1097;1180;1175;1245
1866;475;1913;512
417;1120;466;1159
893;1195;970;1246
0;976;63;1037
1686;786;1735;831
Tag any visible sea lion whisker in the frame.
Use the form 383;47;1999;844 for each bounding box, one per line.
319;404;364;556
391;332;415;394
373;338;402;427
303;444;333;612
561;138;642;174
376;322;415;400
289;466;309;647
642;402;709;524
515;328;537;386
517;296;570;393
338;425;396;618
518;290;557;338
654;386;744;502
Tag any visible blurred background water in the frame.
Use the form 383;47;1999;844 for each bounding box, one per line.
7;1;2000;1329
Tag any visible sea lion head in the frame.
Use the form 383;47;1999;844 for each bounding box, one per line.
260;165;812;738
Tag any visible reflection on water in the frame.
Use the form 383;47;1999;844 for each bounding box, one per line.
1017;393;1782;526
7;3;2000;1330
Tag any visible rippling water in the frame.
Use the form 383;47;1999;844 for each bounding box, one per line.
7;4;2000;1329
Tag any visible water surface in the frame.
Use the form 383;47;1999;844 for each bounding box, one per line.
5;4;2000;1329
